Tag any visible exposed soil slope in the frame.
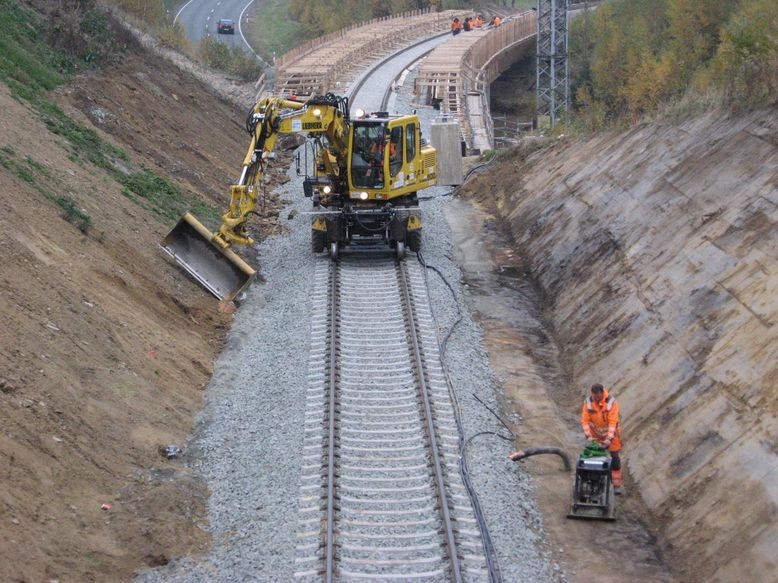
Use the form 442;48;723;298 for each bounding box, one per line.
459;109;777;583
0;41;287;582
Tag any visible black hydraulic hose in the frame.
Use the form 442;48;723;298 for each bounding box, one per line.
416;254;461;354
417;157;498;201
509;447;572;472
353;212;386;232
416;251;503;583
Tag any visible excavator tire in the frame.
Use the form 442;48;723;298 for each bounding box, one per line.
312;229;326;253
407;229;421;253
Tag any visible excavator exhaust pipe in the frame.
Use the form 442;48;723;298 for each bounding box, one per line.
160;212;256;302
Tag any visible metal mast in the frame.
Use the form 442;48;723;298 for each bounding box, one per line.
536;0;569;126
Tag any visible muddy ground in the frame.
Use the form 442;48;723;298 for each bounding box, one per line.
0;32;292;582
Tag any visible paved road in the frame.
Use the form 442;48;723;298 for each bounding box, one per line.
174;0;261;59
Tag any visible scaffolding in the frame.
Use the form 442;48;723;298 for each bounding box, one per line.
536;0;568;126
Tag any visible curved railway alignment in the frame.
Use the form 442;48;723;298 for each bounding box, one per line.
271;9;539;155
294;257;489;581
274;10;467;98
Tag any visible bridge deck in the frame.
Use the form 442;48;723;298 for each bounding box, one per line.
416;12;537;152
274;10;465;98
273;10;538;152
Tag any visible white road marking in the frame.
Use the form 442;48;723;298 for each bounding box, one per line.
238;0;265;63
174;0;198;25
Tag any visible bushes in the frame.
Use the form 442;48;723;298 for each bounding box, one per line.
287;0;432;39
570;0;777;123
46;0;132;70
706;0;778;108
155;21;191;51
198;36;263;81
112;0;166;27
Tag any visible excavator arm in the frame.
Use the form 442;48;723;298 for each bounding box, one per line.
215;95;349;248
161;94;350;301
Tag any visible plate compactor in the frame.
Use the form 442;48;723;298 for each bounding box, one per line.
567;442;616;521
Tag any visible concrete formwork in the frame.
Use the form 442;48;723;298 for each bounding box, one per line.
415;12;537;153
273;10;467;98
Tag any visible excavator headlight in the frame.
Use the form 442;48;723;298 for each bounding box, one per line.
354;108;365;119
312;108;322;117
359;191;369;200
322;185;332;194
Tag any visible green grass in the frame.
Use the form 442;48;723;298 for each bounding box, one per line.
0;0;219;231
55;196;93;232
249;0;303;61
36;98;129;170
0;0;66;97
118;168;219;224
0;149;93;233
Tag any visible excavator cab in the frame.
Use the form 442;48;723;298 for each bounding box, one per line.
346;114;434;199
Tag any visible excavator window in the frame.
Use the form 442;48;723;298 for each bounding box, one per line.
389;127;403;177
351;124;387;189
405;123;416;162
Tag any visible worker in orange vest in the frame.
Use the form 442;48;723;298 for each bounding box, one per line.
451;17;463;35
474;15;484;28
490;15;501;27
581;383;624;493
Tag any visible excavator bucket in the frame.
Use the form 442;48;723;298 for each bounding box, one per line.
160;212;256;302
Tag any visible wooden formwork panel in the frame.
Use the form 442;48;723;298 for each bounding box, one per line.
274;9;468;96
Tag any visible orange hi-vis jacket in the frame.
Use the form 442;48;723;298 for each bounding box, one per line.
581;389;622;452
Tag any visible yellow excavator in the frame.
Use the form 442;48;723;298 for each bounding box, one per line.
161;93;438;301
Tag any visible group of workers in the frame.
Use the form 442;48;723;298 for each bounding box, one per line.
451;14;501;35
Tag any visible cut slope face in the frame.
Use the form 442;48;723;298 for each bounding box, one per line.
0;45;286;581
462;109;777;582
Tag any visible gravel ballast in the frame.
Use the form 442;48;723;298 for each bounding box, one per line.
136;65;558;583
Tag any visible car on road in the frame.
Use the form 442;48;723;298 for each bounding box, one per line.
217;19;235;34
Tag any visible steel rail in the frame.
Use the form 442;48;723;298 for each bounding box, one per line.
324;260;339;583
396;260;463;583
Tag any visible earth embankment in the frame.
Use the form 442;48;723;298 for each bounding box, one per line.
0;40;287;581
461;109;777;582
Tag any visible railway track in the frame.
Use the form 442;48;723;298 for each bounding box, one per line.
294;255;489;581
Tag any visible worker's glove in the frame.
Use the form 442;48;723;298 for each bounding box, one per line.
601;439;611;448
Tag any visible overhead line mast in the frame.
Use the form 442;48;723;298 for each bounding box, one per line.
536;0;569;126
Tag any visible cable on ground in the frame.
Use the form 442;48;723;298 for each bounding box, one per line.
416;250;503;583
